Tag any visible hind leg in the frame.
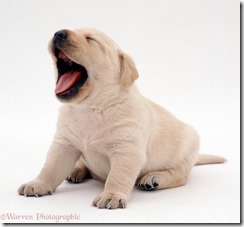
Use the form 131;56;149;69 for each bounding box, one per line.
66;158;89;183
138;163;192;191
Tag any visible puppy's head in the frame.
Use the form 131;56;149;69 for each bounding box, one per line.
49;28;138;103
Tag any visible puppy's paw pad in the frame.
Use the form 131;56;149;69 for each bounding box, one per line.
66;168;86;183
92;192;127;209
138;174;160;191
18;179;53;197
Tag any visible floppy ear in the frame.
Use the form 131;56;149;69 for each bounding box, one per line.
119;52;139;89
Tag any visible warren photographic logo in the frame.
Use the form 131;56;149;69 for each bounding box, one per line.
0;212;80;223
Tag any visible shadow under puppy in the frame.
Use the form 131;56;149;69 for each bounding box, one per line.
18;28;226;209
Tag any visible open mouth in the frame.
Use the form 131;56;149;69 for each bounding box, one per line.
54;49;88;99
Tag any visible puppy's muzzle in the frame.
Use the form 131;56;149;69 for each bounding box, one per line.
51;29;89;101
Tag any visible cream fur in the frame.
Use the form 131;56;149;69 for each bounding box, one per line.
18;28;225;209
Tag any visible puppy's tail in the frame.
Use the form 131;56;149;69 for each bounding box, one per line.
195;154;227;165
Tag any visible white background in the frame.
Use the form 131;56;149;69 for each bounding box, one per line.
0;0;240;224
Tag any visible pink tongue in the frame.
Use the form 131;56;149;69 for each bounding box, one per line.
55;70;82;94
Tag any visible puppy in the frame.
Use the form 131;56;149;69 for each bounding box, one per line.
18;28;226;209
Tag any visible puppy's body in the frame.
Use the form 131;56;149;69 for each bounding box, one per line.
58;85;198;181
18;28;225;209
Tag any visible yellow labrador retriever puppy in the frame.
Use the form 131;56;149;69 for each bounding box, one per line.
18;28;226;209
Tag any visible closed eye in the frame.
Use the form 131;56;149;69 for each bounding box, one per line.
85;35;105;52
86;36;97;43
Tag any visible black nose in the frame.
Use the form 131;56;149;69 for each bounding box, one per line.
53;30;67;45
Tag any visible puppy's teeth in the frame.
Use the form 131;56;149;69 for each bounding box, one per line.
35;194;39;198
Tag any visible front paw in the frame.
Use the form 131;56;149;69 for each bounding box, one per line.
18;179;53;197
92;192;128;209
